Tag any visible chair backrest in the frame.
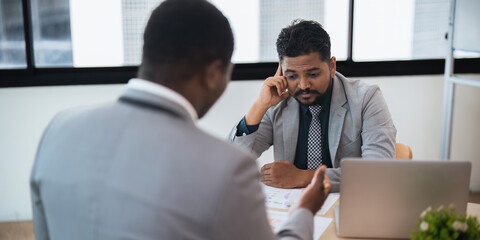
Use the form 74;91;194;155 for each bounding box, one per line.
0;221;35;240
396;143;413;159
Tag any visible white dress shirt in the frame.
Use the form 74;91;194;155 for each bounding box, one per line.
126;78;198;121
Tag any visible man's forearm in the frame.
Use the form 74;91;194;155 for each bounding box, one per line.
245;100;269;125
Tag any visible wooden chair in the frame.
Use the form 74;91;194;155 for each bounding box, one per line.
0;220;35;240
396;143;413;159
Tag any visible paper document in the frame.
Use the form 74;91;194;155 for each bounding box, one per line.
317;193;339;215
267;209;332;239
261;183;302;209
261;183;340;215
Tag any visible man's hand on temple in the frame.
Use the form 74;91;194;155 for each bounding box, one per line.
261;160;315;188
256;64;290;109
245;64;290;126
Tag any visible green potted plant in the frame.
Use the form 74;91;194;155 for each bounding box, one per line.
411;205;480;240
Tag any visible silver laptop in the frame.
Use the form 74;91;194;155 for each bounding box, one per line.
335;158;471;239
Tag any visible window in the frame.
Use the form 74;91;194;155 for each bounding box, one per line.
0;0;26;69
28;0;349;67
31;0;73;67
31;0;156;67
212;0;349;62
0;0;478;87
353;0;450;61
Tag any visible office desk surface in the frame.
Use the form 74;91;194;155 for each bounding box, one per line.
1;202;478;240
318;200;480;240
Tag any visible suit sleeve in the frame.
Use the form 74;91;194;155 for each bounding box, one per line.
30;168;50;240
209;155;314;240
227;109;275;158
235;116;260;136
360;87;396;158
30;114;62;240
325;168;341;193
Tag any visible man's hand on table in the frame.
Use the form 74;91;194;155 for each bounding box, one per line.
261;160;318;188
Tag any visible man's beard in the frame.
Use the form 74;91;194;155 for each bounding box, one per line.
293;77;332;106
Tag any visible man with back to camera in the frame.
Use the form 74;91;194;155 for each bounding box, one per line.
30;1;331;239
229;20;396;192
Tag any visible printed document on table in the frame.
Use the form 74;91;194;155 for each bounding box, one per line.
261;183;302;209
267;209;332;239
317;193;339;215
261;183;340;214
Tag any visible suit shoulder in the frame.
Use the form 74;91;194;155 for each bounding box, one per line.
337;72;379;92
336;72;380;102
52;102;116;124
41;102;115;138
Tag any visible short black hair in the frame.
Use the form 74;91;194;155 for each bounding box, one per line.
139;0;234;84
276;19;331;62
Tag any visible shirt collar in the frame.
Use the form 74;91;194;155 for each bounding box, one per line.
125;78;198;121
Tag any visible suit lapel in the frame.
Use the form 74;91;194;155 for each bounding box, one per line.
328;74;348;166
282;97;300;162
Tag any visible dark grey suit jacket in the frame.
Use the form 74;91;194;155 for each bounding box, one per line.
229;72;397;192
31;86;315;240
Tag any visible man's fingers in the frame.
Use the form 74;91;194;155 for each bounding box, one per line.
274;81;283;96
277;78;285;94
262;168;272;176
261;163;272;173
263;180;273;186
265;77;287;96
273;64;288;96
281;77;288;98
323;181;331;194
262;174;272;183
314;166;331;194
262;163;272;171
276;74;287;95
261;173;270;182
323;172;331;191
273;79;287;97
275;63;283;77
312;165;326;186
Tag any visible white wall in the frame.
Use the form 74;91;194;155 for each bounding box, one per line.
1;74;479;222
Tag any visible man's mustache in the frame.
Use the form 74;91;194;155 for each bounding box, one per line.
294;89;321;97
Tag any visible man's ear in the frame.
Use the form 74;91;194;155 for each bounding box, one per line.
330;56;336;79
202;60;224;91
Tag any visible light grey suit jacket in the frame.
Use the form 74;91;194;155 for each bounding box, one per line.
229;72;397;192
31;86;315;240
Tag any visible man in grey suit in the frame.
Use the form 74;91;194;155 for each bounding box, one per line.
30;1;331;239
229;20;396;192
